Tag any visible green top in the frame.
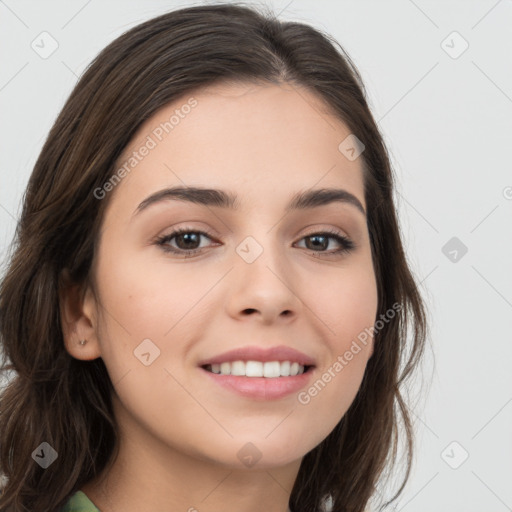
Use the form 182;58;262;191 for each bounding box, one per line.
60;490;100;512
61;490;295;511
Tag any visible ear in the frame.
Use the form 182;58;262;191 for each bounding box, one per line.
59;269;102;361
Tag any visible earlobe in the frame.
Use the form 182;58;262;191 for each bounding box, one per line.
58;269;102;361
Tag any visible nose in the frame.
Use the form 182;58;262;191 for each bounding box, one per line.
225;237;302;324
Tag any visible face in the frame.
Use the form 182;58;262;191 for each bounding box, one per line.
65;81;378;470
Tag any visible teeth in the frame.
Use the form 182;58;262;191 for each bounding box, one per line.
206;360;308;377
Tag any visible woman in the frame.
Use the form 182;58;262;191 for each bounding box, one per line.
0;3;428;511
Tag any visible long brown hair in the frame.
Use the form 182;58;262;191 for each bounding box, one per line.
0;3;429;511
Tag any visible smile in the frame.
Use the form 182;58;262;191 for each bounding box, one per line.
202;360;313;377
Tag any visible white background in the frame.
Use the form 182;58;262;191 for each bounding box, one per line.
1;1;511;510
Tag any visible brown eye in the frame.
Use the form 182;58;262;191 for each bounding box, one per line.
156;228;216;256
296;230;355;256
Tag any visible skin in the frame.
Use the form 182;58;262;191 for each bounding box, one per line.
60;81;378;512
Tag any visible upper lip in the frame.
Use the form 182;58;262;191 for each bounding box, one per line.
198;345;316;367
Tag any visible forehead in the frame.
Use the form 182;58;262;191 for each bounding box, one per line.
107;81;365;215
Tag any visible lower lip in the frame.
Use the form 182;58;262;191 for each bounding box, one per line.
199;366;315;400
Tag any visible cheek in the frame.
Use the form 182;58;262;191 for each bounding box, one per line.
332;276;377;383
92;246;169;374
310;260;378;349
93;244;217;381
335;275;378;350
96;243;204;335
299;263;377;419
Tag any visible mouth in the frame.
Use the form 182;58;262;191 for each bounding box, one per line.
201;361;315;378
196;345;317;399
199;362;316;400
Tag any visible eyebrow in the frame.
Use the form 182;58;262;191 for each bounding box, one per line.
133;186;366;217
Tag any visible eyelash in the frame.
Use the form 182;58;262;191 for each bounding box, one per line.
154;226;356;258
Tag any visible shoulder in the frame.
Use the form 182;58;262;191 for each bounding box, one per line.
60;490;101;512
